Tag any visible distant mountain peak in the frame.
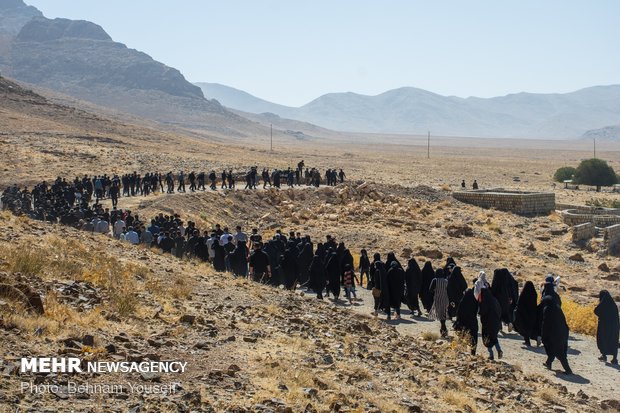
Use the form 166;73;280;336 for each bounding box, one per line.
0;0;42;36
16;17;112;42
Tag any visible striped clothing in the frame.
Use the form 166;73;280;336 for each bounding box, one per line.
429;278;449;321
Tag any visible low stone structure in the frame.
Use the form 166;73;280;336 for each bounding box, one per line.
572;222;596;242
452;189;555;216
560;208;620;227
560;206;620;255
605;224;620;251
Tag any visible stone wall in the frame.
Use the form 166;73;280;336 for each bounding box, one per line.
572;223;596;242
452;190;555;216
605;224;620;250
561;210;620;226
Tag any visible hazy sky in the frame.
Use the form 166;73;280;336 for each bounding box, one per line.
26;0;620;106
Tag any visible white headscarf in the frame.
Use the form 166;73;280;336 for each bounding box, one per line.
474;271;488;301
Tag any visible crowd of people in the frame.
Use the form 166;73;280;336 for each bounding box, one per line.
0;162;346;221
1;165;618;378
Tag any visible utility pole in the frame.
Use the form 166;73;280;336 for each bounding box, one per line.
593;137;596;159
270;124;273;152
427;131;430;159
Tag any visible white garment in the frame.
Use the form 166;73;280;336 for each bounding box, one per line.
220;233;231;246
95;220;109;234
113;220;125;236
474;271;488;301
207;237;216;258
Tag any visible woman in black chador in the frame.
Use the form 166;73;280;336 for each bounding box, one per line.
540;295;572;374
281;243;299;289
384;261;405;320
385;252;402;269
595;290;619;364
454;280;479;355
447;266;467;319
491;268;519;330
308;253;327;299
325;249;341;300
296;243;314;286
404;258;422;316
420;261;435;313
479;288;503;360
513;281;539;347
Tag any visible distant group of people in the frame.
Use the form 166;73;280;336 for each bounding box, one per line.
0;161;347;220
461;180;479;190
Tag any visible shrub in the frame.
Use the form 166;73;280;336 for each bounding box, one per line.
574;158;618;191
563;299;597;336
6;247;46;276
553;166;576;182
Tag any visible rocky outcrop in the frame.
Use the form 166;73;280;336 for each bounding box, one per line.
10;17;204;100
0;0;42;36
16;17;111;42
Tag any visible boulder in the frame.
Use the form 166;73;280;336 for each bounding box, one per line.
569;253;585;262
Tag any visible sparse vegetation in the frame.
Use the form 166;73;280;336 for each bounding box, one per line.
3;246;46;276
422;331;440;341
563;299;597;336
574;158;618;191
585;197;620;209
444;390;478;412
554;166;576;182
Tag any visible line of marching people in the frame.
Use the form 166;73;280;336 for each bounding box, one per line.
362;254;618;375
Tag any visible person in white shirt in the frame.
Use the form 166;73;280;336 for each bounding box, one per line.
234;225;248;245
206;233;217;262
113;218;125;239
219;227;231;246
125;227;140;245
95;217;109;235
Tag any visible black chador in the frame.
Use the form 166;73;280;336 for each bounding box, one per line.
296;243;313;286
540;295;572;374
420;261;435;312
454;287;479;354
447;266;467;319
281;244;299;289
308;254;327;299
491;268;518;326
404;258;422;315
513;281;539;347
479;288;501;351
385;261;405;316
595;290;619;364
212;242;226;272
325;250;341;299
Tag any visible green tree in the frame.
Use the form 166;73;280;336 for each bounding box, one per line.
574;158;618;192
553;166;576;183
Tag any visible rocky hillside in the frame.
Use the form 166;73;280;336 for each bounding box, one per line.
11;17;204;99
0;1;255;132
0;74;231;187
0;211;610;412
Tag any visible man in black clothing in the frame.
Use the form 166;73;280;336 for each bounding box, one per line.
262;169;271;188
249;228;262;249
221;171;228;189
249;242;271;283
209;171;217;190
